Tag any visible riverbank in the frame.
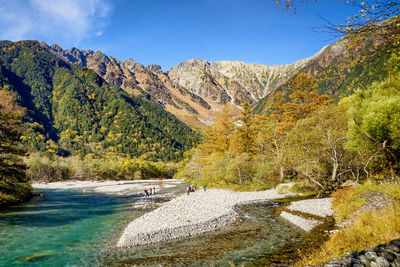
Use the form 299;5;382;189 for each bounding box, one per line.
32;179;186;196
117;183;302;248
296;181;400;266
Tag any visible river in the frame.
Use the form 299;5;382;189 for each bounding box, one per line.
0;184;333;266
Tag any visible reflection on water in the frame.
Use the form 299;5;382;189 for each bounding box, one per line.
0;186;333;267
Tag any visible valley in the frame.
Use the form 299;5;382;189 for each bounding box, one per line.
0;1;400;266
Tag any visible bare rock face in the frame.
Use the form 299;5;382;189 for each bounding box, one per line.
147;64;162;72
167;58;312;106
47;22;396;128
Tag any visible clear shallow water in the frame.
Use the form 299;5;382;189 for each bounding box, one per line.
0;187;333;267
103;199;334;266
0;188;146;266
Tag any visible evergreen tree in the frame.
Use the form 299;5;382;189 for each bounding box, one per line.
0;87;31;206
0;40;199;161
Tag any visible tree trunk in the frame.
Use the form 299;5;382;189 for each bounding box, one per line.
306;174;324;189
279;165;285;181
331;161;338;182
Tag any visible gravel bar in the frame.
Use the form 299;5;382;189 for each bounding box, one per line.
117;184;295;248
280;211;322;231
286;198;334;217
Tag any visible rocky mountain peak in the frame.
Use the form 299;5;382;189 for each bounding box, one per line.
50;44;63;52
167;56;312;105
147;64;162;72
123;58;145;72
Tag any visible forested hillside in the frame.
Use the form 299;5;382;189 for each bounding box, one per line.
0;40;198;161
49;45;214;129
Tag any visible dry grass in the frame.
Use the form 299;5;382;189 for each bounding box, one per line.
298;204;400;266
297;181;400;266
331;186;365;223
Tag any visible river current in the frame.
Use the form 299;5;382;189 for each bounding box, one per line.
0;184;333;266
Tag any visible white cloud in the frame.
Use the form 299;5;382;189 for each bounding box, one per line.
0;0;112;46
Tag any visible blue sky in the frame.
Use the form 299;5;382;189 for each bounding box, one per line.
0;0;359;70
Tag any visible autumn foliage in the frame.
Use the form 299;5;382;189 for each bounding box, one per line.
179;57;400;192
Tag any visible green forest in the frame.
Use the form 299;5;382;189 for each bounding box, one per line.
0;40;199;206
2;39;400;206
0;40;199;162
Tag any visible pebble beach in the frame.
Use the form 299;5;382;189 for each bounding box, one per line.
33;180;335;248
117;184;300;248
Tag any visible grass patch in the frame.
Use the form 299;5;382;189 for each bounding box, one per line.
289;183;315;196
357;181;400;199
331;181;400;224
278;185;289;194
211;182;272;192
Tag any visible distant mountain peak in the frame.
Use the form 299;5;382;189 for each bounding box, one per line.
147;64;162;72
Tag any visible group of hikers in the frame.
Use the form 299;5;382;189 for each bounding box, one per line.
143;183;207;197
186;184;206;195
144;186;156;197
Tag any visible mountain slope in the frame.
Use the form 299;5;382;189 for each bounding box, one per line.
254;32;396;114
48;45;213;129
0;40;198;161
49;45;313;128
41;25;398;128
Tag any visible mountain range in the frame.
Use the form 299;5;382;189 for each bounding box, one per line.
46;43;313;128
0;26;396;160
44;28;394;129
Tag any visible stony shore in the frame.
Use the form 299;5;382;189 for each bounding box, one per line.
34;180;335;248
320;239;400;267
32;179;185;195
287;198;333;217
117;184;297;248
281;211;323;232
279;198;334;232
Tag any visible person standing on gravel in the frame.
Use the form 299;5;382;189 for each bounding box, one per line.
187;185;190;195
203;184;206;192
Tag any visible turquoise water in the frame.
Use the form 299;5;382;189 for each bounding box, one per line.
0;188;332;266
0;189;146;266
